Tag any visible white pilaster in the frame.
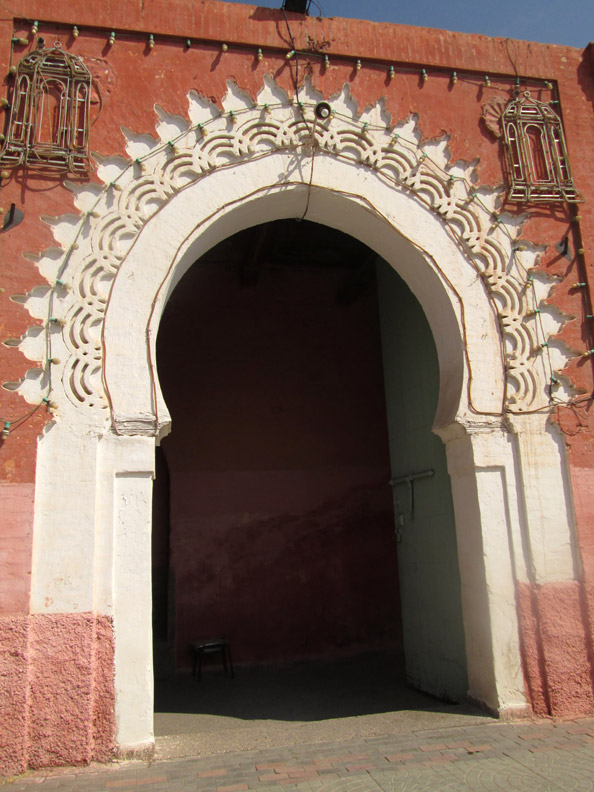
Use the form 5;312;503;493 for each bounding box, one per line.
508;414;578;584
103;435;156;752
440;421;529;716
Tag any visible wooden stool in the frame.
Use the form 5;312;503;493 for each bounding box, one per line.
191;638;234;681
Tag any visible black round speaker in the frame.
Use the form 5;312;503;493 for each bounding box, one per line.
314;102;332;120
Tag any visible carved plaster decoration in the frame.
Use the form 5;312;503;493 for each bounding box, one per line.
6;77;574;429
481;96;507;139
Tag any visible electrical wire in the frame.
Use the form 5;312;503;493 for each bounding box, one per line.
2;97;591;438
280;9;317;219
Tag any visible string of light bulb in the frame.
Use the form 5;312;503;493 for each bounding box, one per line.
1;98;591;438
6;17;560;98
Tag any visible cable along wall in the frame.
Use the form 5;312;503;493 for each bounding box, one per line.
4;79;577;434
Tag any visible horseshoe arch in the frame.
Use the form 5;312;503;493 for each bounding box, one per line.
23;79;578;753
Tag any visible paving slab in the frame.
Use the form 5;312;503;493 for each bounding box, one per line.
4;718;594;791
5;659;594;790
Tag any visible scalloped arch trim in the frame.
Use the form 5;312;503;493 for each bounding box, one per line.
9;76;574;429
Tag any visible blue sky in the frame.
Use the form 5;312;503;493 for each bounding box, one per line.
226;0;594;48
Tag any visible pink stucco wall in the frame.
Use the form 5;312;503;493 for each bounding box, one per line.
0;616;28;776
517;581;594;716
0;614;115;776
0;484;34;614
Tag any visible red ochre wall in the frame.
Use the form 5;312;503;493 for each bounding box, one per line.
156;243;402;667
1;0;594;774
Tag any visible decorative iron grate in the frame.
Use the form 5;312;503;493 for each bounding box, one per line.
0;42;91;174
502;91;581;203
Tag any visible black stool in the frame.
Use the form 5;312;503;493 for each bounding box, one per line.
191;638;234;681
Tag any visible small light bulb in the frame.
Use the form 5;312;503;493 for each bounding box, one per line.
257;48;263;62
2;422;9;438
485;75;490;87
221;43;228;52
49;357;61;365
0;98;9;109
421;68;428;82
31;21;38;35
389;65;395;80
451;71;457;85
108;31;115;46
12;37;28;46
355;59;362;71
148;34;155;49
49;318;66;327
8;65;16;75
324;54;329;68
1;169;10;179
186;38;192;49
72;26;79;39
286;50;295;60
545;81;552;90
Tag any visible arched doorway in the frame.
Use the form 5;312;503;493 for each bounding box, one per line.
152;212;472;717
100;168;534;743
29;87;579;755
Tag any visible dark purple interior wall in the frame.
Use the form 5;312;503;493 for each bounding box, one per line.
156;222;402;667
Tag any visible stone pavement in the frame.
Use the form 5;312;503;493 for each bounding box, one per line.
4;717;594;791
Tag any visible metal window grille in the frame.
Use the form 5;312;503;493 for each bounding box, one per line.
502;92;581;203
0;42;91;174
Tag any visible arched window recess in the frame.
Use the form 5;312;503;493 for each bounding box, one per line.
502;91;581;203
0;42;91;174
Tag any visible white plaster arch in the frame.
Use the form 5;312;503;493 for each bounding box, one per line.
103;155;505;440
18;78;581;754
12;78;574;429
